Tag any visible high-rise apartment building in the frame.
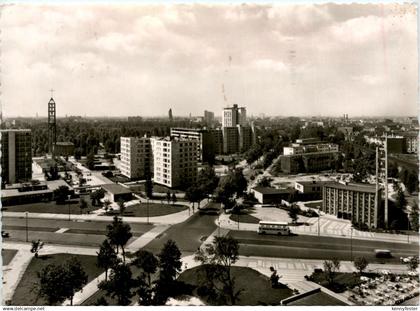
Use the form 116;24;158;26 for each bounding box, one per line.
170;128;216;163
151;137;198;188
222;104;247;127
1;129;32;184
120;136;152;179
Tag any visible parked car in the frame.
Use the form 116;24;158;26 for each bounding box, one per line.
1;231;10;238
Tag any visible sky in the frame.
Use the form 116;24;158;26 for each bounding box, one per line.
0;2;418;117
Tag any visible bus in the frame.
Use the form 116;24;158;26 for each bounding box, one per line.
258;221;290;235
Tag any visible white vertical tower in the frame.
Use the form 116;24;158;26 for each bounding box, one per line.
376;136;389;228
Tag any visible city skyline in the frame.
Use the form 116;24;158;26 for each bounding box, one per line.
1;3;417;118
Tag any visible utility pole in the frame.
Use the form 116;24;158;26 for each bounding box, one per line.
350;227;353;261
147;198;149;225
25;211;29;242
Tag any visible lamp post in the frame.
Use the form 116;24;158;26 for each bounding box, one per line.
147;198;149;225
350;227;353;262
318;215;320;237
25;211;29;242
407;215;410;244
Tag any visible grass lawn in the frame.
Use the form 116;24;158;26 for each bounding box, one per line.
308;271;369;293
3;198;100;215
105;203;188;217
177;265;293;305
2;249;18;266
229;213;260;224
11;253;103;306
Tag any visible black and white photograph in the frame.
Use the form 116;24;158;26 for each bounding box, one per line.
0;0;419;308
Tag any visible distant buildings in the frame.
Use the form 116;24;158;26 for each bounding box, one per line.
364;133;418;154
222;104;246;127
1;129;32;185
168;108;173;122
404;133;418;154
204;110;215;125
322;182;381;229
151;137;198;188
170;128;215;163
279;140;339;174
54;142;75;157
120;136;152;180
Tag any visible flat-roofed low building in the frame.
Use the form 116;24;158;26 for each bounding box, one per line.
250;186;292;204
101;183;133;202
280;151;337;174
295;180;331;200
322;182;381;229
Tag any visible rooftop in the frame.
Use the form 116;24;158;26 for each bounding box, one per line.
101;183;132;195
0;129;31;132
55;141;75;146
252;187;291;195
282;288;348;306
324;181;378;193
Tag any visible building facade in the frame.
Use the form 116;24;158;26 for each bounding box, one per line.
54;142;75;157
151;137;198;189
322;182;381;228
222;104;246;127
404;134;418;154
1;129;32;185
170;128;215;163
120;136;152;179
204;110;215;125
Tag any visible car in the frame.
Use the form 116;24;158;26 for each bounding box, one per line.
400;256;413;263
1;231;10;238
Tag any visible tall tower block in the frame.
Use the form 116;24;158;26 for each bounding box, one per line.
48;97;57;157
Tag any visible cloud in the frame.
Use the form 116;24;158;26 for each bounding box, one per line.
0;3;417;117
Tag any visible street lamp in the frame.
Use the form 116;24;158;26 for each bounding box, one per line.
350;227;353;261
318;215;320;237
68;203;71;221
25;211;29;242
147;198;149;225
407;215;410;244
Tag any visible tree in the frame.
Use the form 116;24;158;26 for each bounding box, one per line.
79;198;88;214
197;165;219;200
407;256;419;271
171;193;177;206
64;257;88;305
93;297;109;306
90;189;105;206
37;263;70;305
117;200;126;215
154;240;182;305
106;216;133;262
323;258;340;285
86;152;95;170
37;257;88;306
406;171;418;194
194;236;242;305
288;204;300;223
409;203;419;232
97;239;118;281
396;189;407;210
131;250;158;305
103;199;111;212
145;173;153;199
257;176;272;188
166;191;171;204
99;263;135;306
353;257;369;275
31;239;44;258
185;186;204;210
269;266;281;288
53;185;70;204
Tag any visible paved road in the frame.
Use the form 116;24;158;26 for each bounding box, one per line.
2;216;154;247
228;230;419;264
143;213;218;255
